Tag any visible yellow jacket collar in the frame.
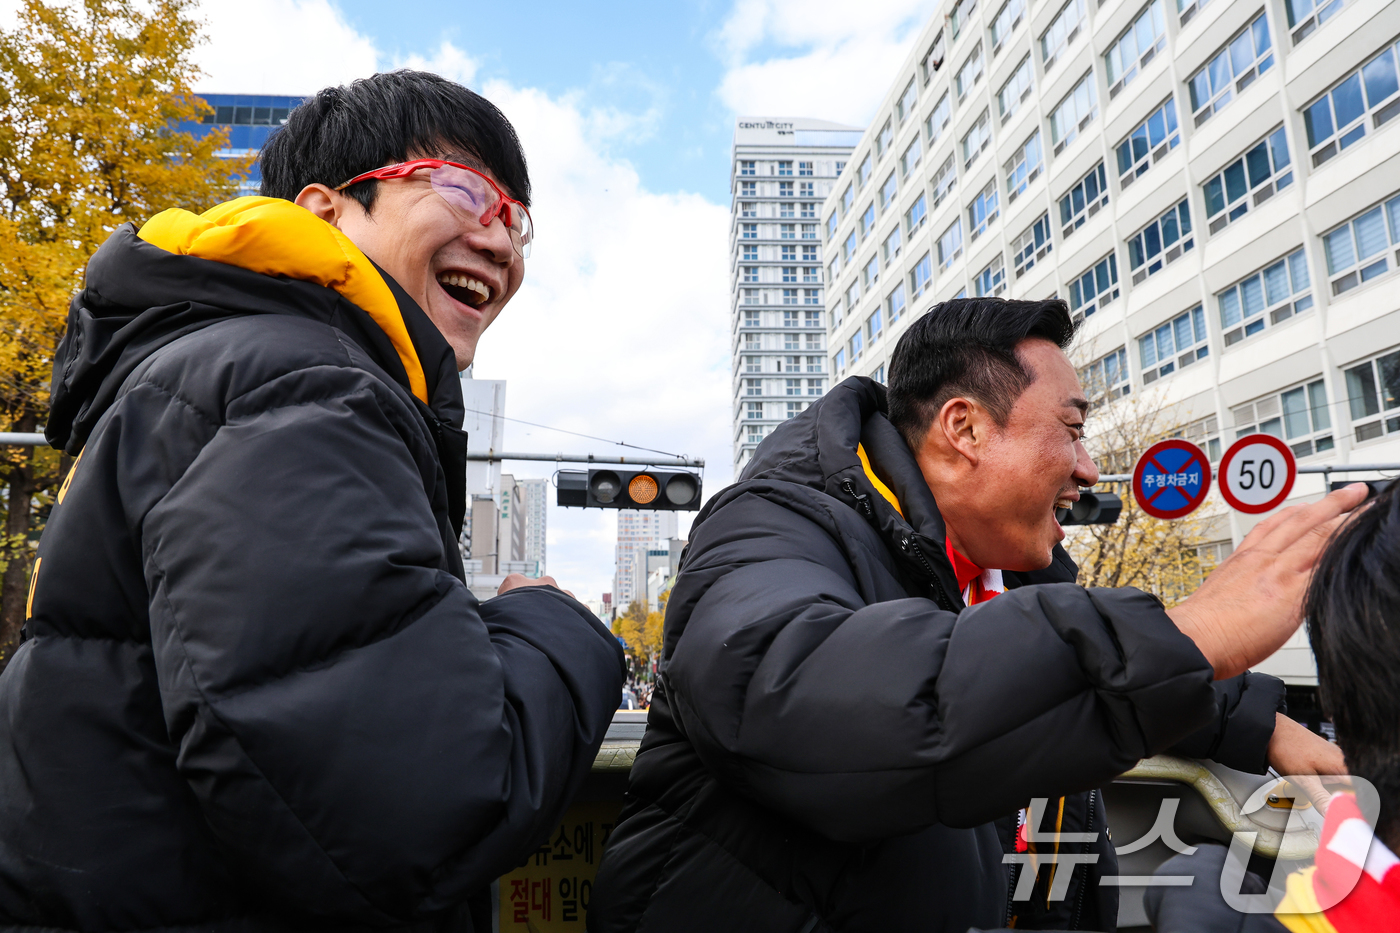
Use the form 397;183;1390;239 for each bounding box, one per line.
139;197;428;403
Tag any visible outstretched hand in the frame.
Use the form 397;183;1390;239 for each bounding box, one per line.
1167;484;1369;681
498;573;574;598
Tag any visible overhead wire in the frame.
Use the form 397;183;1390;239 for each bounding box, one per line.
462;408;690;461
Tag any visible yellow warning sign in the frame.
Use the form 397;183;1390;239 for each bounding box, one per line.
498;800;623;931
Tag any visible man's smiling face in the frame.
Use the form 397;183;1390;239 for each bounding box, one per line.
310;154;525;370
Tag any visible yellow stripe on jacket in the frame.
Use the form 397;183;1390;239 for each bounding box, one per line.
856;443;903;517
1276;867;1341;933
139;197;428;403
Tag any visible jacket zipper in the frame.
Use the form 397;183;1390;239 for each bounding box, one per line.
840;479;874;518
1069;789;1098;930
1004;810;1023;927
900;535;957;612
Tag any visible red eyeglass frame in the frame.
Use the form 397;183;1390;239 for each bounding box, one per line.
334;159;532;248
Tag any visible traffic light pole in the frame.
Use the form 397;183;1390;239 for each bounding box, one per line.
465;451;704;468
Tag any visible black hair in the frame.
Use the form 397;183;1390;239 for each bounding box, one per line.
886;297;1077;448
1305;481;1400;844
259;70;530;212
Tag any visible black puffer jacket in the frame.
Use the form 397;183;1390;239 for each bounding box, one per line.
590;377;1284;933
0;201;624;931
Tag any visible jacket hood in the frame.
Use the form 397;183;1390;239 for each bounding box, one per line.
738;376;1076;605
48;197;462;453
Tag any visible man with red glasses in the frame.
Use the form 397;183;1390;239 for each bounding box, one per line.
1;70;624;931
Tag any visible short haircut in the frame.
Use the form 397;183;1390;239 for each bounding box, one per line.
1305;481;1400;843
886;298;1077;448
259;70;531;212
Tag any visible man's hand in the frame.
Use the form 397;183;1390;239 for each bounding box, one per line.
1267;712;1348;814
498;573;573;598
1167;484;1369;680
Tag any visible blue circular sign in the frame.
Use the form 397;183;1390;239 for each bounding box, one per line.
1131;439;1212;519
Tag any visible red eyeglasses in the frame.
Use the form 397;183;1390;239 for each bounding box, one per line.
335;159;533;258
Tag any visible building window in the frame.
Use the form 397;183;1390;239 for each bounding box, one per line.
887;282;907;322
926;92;952;145
1322;192;1400;295
896;78;918;123
781;224;797;240
1140;305;1207;383
741;223;758;239
746;425;765;444
804;288;822;304
974;254;1006;297
1011;212;1053;278
857;153;872;189
777;160;793;176
786;378;802;396
782;267;797;283
1058;161;1108;238
842;184;855;215
1106;0;1166;99
1082;347;1130;402
742;266;758;283
828;258;841;282
863;255;879;290
1203;127;1292;234
962;110;991;168
1188;14;1274;127
800;202;816;218
740;181;756;197
905;193;928;234
743;288;761;305
882;225;903;263
745;378;761;396
1232;381;1333;457
969;180;999;241
746;402;763;419
742;244;758;261
740;161;756;176
938;219;964;270
806;354;823;372
911;251;934;297
845;281;861;310
991;0;1026;52
743;309;760;327
1049;71;1097;154
879;172;898;212
1344;348;1400;442
798;161;814;176
826;212;839;240
743;333;759;350
1304;39;1400;167
779;181;794;198
835;348;846;373
1116;98;1180;187
802;224;817;240
1128;198;1193;284
866;307;883;343
921;31;946;84
950;0;977;37
851;330;864;361
745;355;762;373
785;355;802;373
802;245;818;262
1004;130;1043;202
956;44;985;102
1041;0;1087;72
1217;248;1312;345
899;137;922;180
998;56;1033;121
805;329;822;345
931;156;957;207
781;245;797;262
740;202;757;218
875;120;894;160
786;402;805;419
1068;252;1119;319
1286;0;1344;45
803;266;819;283
780;204;795;221
859;204;876;240
807;379;824;395
1182;415;1222;462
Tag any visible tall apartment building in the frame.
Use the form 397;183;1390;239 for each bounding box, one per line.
613;511;679;611
519;478;548;578
823;0;1400;693
730;118;863;474
181;95;306;195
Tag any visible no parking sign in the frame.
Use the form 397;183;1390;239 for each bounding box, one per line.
1132;439;1212;519
1219;433;1297;514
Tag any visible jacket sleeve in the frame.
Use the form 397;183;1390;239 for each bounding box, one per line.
663;488;1218;841
1168;672;1286;773
125;365;624;921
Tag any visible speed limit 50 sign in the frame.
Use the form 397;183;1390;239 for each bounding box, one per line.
1219;433;1297;514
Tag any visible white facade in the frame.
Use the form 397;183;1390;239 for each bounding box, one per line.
519;477;548;578
730;118;863;474
613;511;679;612
824;0;1400;682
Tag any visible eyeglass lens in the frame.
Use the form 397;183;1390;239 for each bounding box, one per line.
430;164;533;258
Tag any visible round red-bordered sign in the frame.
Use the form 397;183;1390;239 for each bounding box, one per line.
1132;439;1213;519
1218;433;1297;514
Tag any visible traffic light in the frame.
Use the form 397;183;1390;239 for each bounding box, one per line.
557;468;703;511
1056;490;1123;526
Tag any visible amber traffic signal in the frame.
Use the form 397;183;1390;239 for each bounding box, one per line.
557;469;703;511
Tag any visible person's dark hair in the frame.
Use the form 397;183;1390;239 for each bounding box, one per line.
259;70;530;212
1305;481;1400;844
886;298;1077;448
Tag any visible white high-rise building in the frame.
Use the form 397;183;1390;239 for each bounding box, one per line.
519;478;548;578
730;118;863;475
824;1;1400;689
613;511;678;612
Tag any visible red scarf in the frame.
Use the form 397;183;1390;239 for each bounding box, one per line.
1277;792;1400;932
944;539;1003;606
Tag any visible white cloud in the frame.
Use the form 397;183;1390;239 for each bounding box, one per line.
193;0;378;94
395;40;478;87
716;0;930;125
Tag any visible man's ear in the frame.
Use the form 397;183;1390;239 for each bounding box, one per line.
294;183;346;228
934;396;984;467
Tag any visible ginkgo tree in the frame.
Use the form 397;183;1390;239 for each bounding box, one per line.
0;0;248;668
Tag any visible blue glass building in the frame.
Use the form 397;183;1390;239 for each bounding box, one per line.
180;93;306;195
